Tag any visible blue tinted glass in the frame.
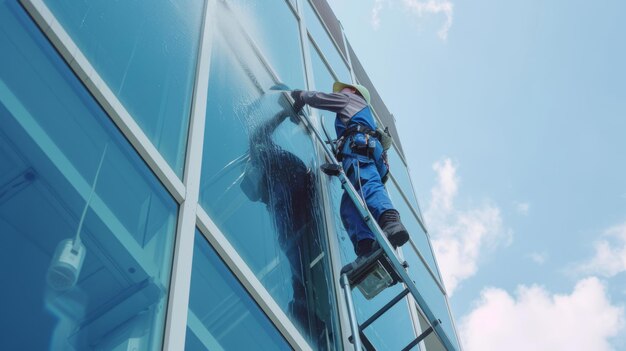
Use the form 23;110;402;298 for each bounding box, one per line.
388;146;422;218
387;182;442;283
352;283;417;349
0;3;177;350
228;0;306;90
198;13;338;349
185;230;290;350
404;249;461;350
44;0;206;176
303;1;351;84
309;40;338;94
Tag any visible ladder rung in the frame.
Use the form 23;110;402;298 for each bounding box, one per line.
400;319;441;351
348;288;410;344
360;288;410;331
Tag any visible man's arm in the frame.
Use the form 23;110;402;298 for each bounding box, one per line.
291;90;349;113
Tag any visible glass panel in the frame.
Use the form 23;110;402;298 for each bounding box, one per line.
0;3;177;350
350;282;417;349
363;299;417;350
43;0;206;176
308;40;337;94
303;1;351;83
404;250;461;350
387;182;442;282
197;9;339;349
388;146;422;218
228;0;306;90
419;311;448;351
308;40;339;147
185;230;291;350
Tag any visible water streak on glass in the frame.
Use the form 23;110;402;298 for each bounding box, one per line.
198;3;339;349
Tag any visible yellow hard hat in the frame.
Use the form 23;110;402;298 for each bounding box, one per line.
333;81;371;105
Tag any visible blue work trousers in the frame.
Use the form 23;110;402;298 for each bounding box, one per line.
340;155;394;251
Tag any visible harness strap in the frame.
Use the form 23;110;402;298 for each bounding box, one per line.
340;124;380;140
333;124;381;161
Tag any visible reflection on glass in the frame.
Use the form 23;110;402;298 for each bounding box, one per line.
420;311;449;351
198;9;338;349
303;1;351;83
363;301;417;350
185;230;291;351
388;146;422;218
228;0;306;90
0;3;177;350
308;40;338;95
387;182;441;282
43;0;206;176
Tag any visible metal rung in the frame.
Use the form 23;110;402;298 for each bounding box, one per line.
400;319;441;351
360;288;410;330
348;288;410;344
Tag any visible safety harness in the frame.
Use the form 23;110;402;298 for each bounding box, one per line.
334;124;393;159
334;124;380;159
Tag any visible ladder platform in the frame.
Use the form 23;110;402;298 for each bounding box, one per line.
340;248;408;300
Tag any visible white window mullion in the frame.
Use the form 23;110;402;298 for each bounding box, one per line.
162;0;216;349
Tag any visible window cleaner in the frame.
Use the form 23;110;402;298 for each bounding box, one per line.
271;82;457;351
287;82;410;272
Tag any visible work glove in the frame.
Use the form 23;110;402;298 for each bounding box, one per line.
290;90;305;113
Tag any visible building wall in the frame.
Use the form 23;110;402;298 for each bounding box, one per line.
0;0;459;350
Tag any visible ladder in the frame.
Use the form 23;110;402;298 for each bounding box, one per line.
298;108;458;351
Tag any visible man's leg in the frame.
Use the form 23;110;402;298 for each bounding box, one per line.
340;192;377;256
356;160;410;248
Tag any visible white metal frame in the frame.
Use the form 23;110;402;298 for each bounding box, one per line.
162;0;216;349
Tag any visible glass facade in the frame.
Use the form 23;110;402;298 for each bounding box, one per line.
0;0;461;350
44;0;205;176
303;0;351;83
198;7;339;348
185;230;291;350
0;1;177;349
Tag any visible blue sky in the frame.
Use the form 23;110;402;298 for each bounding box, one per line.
328;0;626;349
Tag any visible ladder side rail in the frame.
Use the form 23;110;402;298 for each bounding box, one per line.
341;274;363;351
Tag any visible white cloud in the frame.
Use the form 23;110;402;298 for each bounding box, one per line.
370;0;386;30
577;223;626;277
514;201;530;215
459;277;625;351
402;0;454;40
368;0;454;40
425;158;511;295
528;251;547;265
